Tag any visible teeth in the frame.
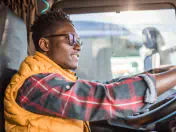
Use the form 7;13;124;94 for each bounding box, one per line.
72;55;78;58
72;54;79;57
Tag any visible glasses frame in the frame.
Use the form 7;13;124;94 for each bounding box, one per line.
43;33;83;46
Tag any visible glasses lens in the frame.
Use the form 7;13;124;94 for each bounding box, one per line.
68;33;74;46
68;33;83;46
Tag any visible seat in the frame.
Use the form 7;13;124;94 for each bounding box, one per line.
0;3;27;131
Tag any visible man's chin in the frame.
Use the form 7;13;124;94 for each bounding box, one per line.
58;63;78;70
65;63;78;70
70;65;78;70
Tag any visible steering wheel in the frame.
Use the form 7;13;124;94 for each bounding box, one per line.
90;89;176;132
90;90;176;132
125;93;176;128
108;89;176;131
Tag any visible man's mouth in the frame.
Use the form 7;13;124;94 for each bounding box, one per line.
71;54;80;60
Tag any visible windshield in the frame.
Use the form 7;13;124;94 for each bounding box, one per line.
70;9;176;81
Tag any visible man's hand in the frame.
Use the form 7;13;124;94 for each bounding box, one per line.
155;67;176;95
148;65;176;74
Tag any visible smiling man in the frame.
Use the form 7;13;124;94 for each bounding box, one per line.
4;10;176;132
40;23;81;70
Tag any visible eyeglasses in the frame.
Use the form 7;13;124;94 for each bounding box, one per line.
43;33;83;46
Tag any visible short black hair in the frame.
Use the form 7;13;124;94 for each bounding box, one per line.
30;10;72;52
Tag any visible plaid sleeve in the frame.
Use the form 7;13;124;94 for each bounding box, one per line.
16;73;156;121
97;73;156;85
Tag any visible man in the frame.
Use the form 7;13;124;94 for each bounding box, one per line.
4;10;176;132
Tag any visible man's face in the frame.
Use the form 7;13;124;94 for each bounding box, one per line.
43;22;81;70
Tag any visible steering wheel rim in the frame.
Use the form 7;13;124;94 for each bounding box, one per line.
125;95;176;128
108;91;176;130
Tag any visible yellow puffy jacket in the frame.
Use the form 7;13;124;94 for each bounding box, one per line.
4;52;89;132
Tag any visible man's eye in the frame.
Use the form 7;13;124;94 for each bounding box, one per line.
64;36;69;40
60;36;69;40
66;37;69;40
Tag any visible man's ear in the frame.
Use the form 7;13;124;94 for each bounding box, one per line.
38;38;50;52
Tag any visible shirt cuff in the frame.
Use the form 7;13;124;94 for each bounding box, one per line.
138;74;157;103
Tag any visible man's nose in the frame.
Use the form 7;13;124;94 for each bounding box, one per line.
73;43;81;51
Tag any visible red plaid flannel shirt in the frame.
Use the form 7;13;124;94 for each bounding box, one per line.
16;73;156;121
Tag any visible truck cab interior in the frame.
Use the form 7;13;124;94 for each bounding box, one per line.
0;0;176;131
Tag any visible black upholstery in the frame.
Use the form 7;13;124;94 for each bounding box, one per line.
0;3;27;131
0;69;17;132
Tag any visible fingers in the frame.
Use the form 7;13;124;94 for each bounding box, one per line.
151;65;175;74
